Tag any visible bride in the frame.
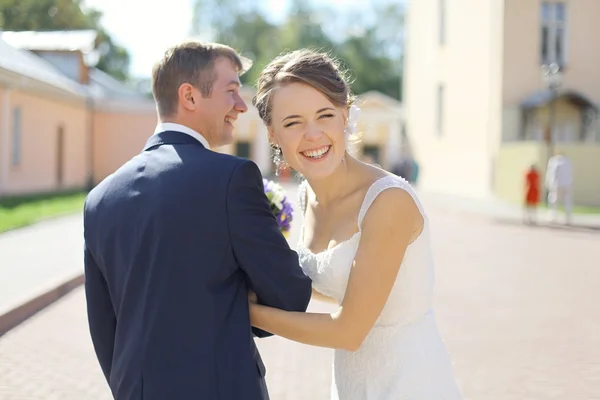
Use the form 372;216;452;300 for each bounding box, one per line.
249;49;463;400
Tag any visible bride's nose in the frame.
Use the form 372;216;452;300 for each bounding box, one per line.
304;123;323;141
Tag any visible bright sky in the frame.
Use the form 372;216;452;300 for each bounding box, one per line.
82;0;368;78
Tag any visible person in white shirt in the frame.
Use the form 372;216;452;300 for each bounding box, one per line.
546;152;574;224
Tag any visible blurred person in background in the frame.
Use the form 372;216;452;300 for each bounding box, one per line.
524;164;540;225
546;152;574;224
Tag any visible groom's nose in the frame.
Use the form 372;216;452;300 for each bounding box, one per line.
234;93;248;113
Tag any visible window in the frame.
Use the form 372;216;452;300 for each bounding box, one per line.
436;84;445;136
11;107;21;166
56;125;65;185
235;141;251;159
439;0;446;45
541;2;567;66
362;145;380;165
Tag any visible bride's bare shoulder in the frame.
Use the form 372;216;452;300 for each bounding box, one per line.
357;162;398;189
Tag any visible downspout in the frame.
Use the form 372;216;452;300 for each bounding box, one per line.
0;85;11;197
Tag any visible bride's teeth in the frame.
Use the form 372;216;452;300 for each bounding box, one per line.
303;146;329;158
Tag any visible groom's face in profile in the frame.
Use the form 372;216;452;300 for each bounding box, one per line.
194;57;248;147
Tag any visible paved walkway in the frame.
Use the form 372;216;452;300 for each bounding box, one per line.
1;183;600;399
418;189;600;228
0;214;83;317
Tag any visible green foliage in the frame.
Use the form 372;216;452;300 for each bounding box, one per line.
191;0;404;99
0;0;130;81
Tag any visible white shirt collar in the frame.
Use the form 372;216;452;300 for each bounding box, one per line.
154;122;211;150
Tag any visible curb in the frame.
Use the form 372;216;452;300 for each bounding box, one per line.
0;273;84;337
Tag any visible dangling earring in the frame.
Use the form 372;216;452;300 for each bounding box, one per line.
273;145;282;176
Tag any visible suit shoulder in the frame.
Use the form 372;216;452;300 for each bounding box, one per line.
206;152;261;175
205;151;248;165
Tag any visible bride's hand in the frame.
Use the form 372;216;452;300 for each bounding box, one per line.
248;290;258;304
247;291;261;327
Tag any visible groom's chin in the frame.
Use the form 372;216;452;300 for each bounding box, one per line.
218;128;235;146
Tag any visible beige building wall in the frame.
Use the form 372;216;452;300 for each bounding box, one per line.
0;88;89;196
495;142;600;206
93;108;157;182
0;86;6;192
502;0;600;144
496;0;600;206
405;0;600;202
503;0;600;107
404;0;504;198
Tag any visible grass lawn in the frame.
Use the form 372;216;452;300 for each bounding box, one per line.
538;204;600;215
569;206;600;215
0;190;87;233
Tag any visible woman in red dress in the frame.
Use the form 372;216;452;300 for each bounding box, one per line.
524;164;540;224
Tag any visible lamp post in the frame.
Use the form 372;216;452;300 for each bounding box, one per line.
541;62;563;158
541;62;563;205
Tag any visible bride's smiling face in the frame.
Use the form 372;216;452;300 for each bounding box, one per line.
269;82;347;180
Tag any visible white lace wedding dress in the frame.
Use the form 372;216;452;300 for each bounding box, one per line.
297;175;463;400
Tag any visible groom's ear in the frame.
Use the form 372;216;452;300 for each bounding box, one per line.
179;83;197;111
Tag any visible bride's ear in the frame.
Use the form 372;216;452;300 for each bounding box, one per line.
267;127;278;146
341;108;348;132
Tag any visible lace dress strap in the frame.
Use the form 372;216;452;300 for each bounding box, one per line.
298;180;309;215
357;175;426;229
297;180;309;244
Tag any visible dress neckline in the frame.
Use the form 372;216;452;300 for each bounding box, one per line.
298;230;362;257
298;175;395;256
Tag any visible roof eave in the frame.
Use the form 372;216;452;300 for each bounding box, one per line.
0;67;87;103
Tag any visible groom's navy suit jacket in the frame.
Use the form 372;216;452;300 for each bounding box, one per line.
83;130;312;400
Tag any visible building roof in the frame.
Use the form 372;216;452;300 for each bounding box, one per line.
0;30;97;53
87;68;146;99
357;90;403;109
0;36;86;97
521;89;599;112
0;31;149;106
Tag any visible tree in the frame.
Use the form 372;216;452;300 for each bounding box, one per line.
190;0;404;99
94;30;130;82
0;0;131;81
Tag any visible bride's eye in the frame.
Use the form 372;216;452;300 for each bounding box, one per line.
284;121;300;128
319;113;335;119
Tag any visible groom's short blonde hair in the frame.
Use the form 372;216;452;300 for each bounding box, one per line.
152;40;252;117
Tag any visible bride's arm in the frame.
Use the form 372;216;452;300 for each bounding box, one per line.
311;288;337;304
249;188;423;351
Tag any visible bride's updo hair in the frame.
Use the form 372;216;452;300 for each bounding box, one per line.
252;49;355;126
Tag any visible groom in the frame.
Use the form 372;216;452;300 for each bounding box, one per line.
83;41;312;400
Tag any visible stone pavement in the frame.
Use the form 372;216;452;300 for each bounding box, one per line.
0;213;84;333
1;182;600;399
418;189;600;228
0;287;336;400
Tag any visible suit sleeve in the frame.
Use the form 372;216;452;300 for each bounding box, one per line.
226;160;312;337
84;239;116;383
